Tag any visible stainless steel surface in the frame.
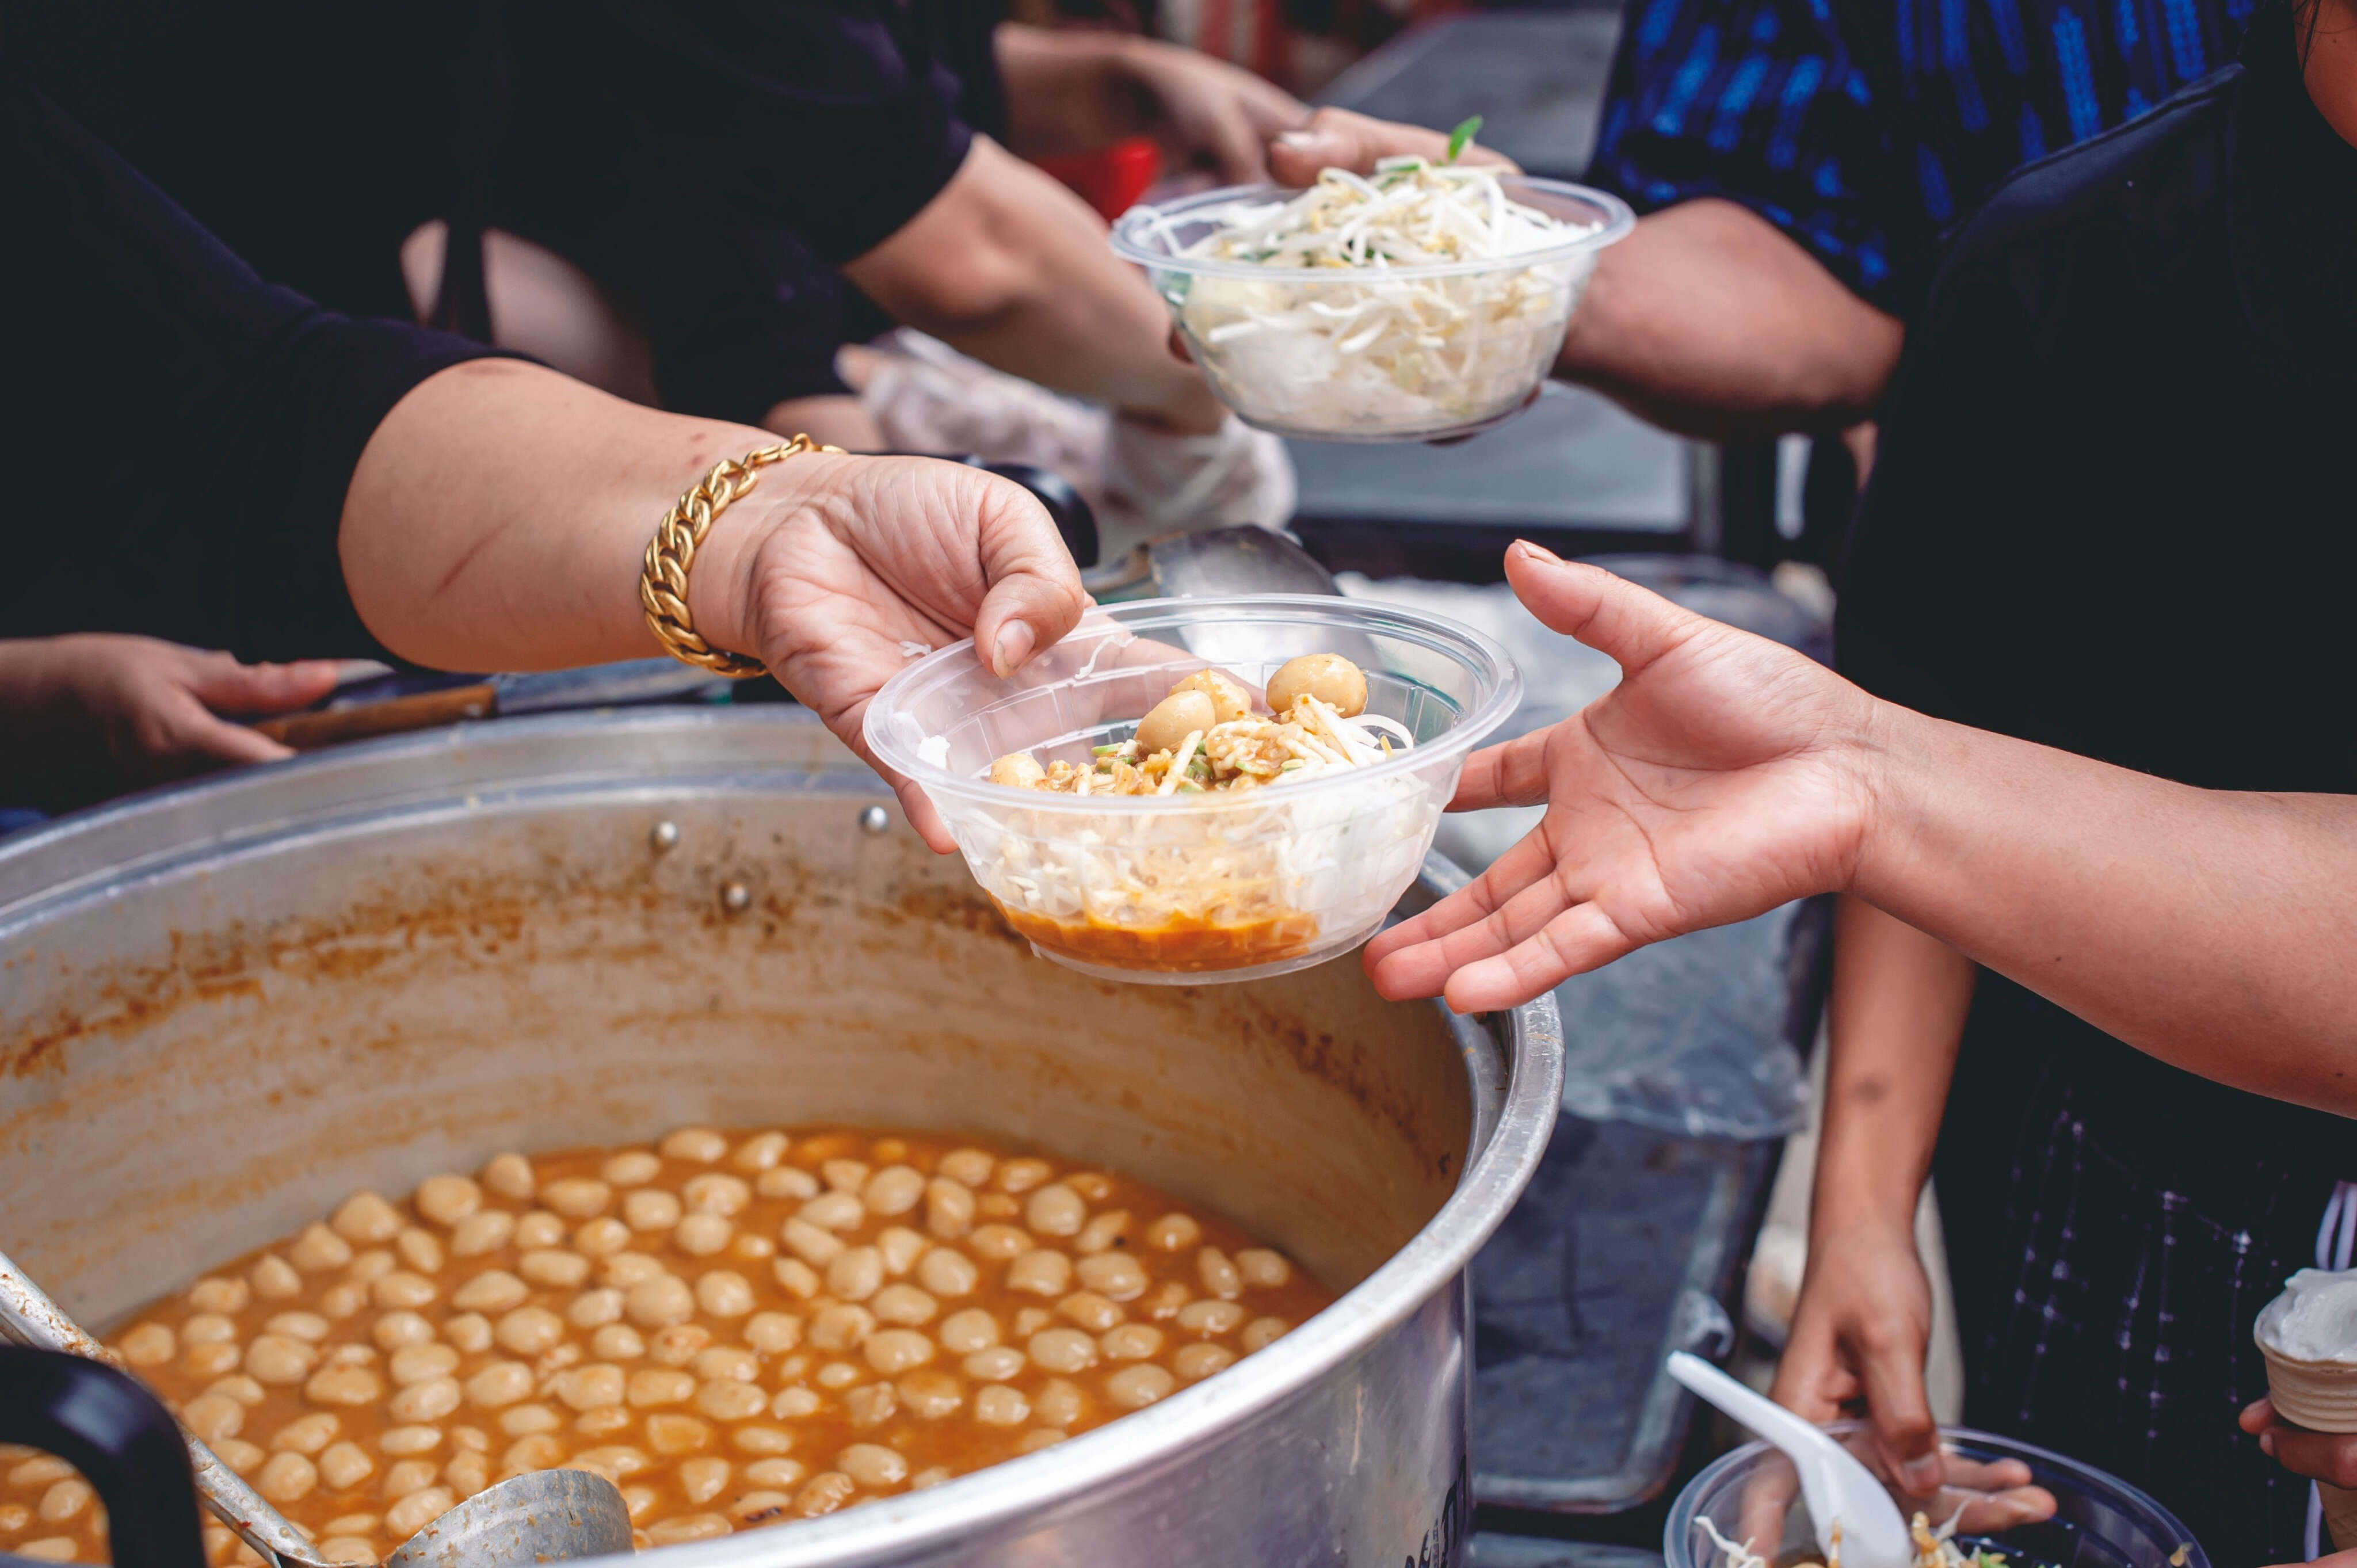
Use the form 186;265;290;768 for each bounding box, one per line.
0;1248;331;1568
313;659;730;720
1082;524;1341;602
487;659;730;716
386;1472;634;1568
1150;525;1341;598
0;707;1563;1568
1287;387;1691;550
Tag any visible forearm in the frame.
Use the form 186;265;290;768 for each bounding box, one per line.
0;640;96;788
1812;897;1974;1240
340;358;821;672
844;138;1226;432
993;24;1152;159
1856;704;2357;1113
1261;123;1900;436
1554;200;1904;440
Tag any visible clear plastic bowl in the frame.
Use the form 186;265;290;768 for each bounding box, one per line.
864;596;1521;984
1665;1424;2209;1568
1110;177;1634;443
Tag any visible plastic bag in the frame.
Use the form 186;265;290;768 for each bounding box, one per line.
850;329;1296;564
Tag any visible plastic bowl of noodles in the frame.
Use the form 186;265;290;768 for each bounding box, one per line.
1665;1424;2207;1568
864;595;1521;983
1111;165;1633;442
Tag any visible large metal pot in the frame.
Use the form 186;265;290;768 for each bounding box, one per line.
0;708;1561;1567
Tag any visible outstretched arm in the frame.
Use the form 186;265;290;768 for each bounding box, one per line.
1366;544;2357;1116
343;358;1085;845
0;637;340;810
844;138;1229;434
3;62;1082;839
996;24;1307;182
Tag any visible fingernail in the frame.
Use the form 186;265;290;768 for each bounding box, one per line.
1275;131;1323;150
2261;1431;2276;1456
992;621;1035;678
1901;1456;1942;1493
1513;539;1563;563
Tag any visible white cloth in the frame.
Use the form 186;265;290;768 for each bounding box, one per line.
853;330;1109;495
1097;412;1295;565
851;330;1295;567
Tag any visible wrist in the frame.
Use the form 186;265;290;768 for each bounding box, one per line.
678;449;856;668
1845;695;1943;909
1807;1189;1921;1250
1809;1124;1929;1240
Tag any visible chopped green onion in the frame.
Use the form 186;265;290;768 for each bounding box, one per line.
1092;743;1122;756
1446;115;1483;165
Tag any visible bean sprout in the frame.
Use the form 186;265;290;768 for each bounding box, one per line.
1696;1505;2007;1568
1172;158;1597;435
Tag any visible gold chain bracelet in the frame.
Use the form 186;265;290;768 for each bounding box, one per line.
640;434;842;676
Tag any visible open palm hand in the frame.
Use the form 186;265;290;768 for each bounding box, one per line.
1366;544;1882;1011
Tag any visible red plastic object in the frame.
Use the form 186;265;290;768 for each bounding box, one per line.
1034;136;1164;220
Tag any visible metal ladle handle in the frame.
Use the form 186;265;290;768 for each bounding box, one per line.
0;1247;335;1568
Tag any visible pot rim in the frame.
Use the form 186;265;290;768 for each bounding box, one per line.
0;707;1565;1565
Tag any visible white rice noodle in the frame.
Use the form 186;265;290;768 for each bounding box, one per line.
1173;158;1599;436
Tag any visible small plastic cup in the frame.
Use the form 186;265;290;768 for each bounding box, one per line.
1664;1424;2207;1568
864;595;1521;984
1111;176;1633;443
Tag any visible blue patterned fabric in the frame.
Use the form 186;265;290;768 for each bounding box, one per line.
1587;0;2254;313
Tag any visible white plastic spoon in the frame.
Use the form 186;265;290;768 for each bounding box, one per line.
1667;1350;1913;1568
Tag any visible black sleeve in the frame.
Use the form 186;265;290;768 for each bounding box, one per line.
0;70;504;662
509;0;977;268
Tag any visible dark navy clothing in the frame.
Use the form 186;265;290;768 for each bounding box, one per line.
0;69;495;661
6;0;983;421
495;0;983;269
1588;0;2256;314
572;0;1009;421
1837;5;2356;1553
